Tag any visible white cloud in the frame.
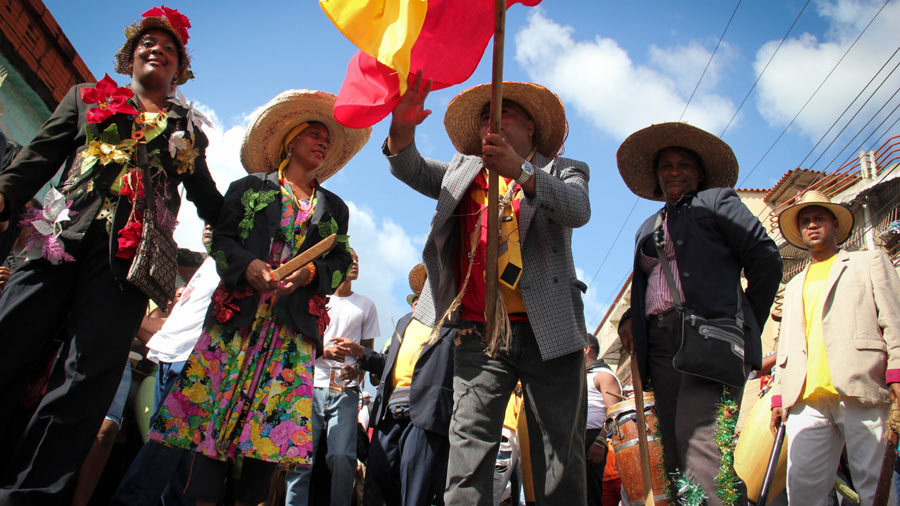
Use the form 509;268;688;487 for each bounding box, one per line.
345;201;424;351
514;9;737;140
753;0;900;143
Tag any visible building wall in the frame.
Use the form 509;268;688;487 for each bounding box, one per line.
0;53;50;144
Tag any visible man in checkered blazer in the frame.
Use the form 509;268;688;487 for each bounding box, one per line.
383;73;591;506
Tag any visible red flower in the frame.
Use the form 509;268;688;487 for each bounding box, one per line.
81;74;139;124
119;169;145;201
143;5;191;45
211;282;254;324
115;216;143;260
308;294;331;337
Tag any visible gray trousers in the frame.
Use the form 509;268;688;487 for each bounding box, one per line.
445;321;587;506
646;311;745;506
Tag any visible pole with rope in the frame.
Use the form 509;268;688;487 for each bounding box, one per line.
484;0;505;343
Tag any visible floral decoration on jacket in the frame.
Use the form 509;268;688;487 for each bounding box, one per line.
308;294;331;337
211;281;254;324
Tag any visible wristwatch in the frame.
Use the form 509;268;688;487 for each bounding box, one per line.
517;160;534;185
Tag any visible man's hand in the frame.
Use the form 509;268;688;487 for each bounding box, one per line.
244;259;277;293
0;266;10;288
770;406;786;435
890;383;900;410
618;318;634;355
332;336;365;359
324;344;348;362
588;441;608;465
481;133;524;180
275;265;310;296
387;70;432;155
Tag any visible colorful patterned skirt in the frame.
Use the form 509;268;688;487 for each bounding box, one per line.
149;292;315;466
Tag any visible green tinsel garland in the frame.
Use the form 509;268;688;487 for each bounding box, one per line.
714;389;741;505
674;473;707;506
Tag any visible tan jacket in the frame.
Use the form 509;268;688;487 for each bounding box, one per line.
772;249;900;409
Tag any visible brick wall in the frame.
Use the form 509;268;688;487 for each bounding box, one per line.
0;0;94;109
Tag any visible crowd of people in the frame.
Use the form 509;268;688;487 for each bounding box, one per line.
1;5;900;506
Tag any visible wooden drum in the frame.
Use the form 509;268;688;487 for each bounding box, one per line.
734;388;787;505
606;393;670;506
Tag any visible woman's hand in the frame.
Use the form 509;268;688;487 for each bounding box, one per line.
275;265;310;296
244;259;277;293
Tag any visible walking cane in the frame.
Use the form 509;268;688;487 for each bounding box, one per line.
873;428;898;506
629;356;657;506
757;418;786;506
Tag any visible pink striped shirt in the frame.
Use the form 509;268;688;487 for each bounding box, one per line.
638;221;685;317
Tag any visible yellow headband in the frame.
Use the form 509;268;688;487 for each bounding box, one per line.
278;122;310;175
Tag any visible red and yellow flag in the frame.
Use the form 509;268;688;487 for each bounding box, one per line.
323;0;542;128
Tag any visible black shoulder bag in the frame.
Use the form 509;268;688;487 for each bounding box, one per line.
653;211;748;388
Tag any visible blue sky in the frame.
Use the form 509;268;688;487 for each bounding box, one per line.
42;0;900;350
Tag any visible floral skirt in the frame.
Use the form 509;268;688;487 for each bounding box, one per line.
149;293;315;466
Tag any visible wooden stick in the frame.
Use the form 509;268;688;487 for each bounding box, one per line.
605;390;628;401
484;0;505;342
271;234;337;281
873;428;898;506
629;356;656;506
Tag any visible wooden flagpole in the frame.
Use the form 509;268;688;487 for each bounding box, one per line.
485;0;505;342
629;356;657;506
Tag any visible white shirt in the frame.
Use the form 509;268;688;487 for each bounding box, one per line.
586;364;622;430
146;257;220;364
313;291;380;389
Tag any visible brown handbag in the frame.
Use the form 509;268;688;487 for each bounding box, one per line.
126;146;178;308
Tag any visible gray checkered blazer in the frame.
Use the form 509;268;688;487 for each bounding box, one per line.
387;141;591;361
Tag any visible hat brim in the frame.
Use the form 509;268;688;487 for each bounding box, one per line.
443;82;567;159
777;201;854;249
240;90;371;180
616;122;738;201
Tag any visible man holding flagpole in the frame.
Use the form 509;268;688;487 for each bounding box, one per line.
383;72;591;505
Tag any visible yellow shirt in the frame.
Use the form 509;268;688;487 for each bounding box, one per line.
503;386;524;430
800;254;839;401
391;318;433;390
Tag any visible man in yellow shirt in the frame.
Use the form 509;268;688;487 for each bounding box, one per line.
770;191;900;504
337;264;457;506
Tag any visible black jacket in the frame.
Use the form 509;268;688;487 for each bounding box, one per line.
359;313;456;436
0;84;222;279
208;171;352;355
624;187;783;385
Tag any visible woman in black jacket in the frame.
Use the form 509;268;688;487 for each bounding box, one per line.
149;89;370;506
0;7;222;503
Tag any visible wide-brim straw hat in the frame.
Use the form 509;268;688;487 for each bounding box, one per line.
443;82;567;159
616;122;739;201
240;90;371;180
777;190;854;249
406;262;426;306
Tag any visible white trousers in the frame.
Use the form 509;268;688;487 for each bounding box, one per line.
785;396;889;506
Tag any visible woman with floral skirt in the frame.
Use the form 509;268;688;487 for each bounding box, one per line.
149;89;370;506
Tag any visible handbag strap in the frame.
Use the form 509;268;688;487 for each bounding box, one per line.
137;143;156;222
652;210;744;327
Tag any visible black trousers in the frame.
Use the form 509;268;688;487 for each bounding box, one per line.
367;415;449;506
0;220;147;506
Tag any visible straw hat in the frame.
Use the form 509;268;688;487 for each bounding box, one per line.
777;190;854;249
443;82;567;158
240;90;371;180
406;262;426;306
616;122;738;201
115;6;192;81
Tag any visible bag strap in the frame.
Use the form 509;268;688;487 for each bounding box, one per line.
137;143;156;223
652;210;744;326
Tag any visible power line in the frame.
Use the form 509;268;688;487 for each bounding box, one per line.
584;196;639;291
680;0;742;122
720;0;810;138
737;0;890;188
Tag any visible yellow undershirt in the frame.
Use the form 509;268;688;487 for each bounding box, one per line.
503;385;524;431
800;253;839;401
391;318;433;391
